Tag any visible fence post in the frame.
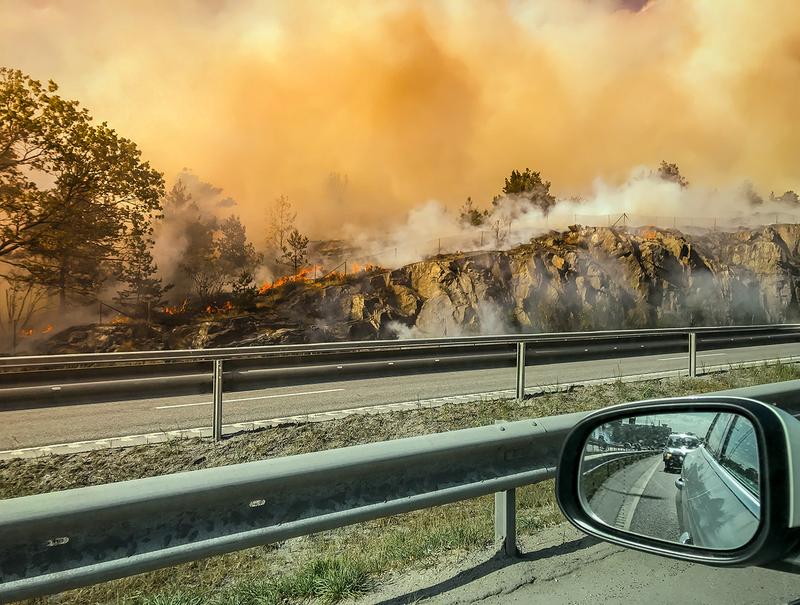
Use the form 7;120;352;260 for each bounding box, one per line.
494;421;518;556
688;332;697;378
515;342;526;401
212;359;224;441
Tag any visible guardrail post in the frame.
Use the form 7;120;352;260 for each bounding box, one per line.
494;488;518;557
515;342;526;401
493;420;518;557
212;360;223;441
688;331;697;378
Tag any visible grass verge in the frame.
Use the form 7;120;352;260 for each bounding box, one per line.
5;361;800;604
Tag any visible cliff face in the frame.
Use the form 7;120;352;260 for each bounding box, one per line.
344;224;800;338
43;225;800;352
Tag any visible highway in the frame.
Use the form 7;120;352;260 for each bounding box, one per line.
1;341;797;450
589;454;679;542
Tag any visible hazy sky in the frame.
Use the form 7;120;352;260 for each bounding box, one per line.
2;0;799;234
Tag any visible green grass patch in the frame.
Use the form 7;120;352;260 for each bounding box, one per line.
7;361;800;604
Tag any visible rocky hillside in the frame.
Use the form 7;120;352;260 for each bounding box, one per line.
42;224;800;353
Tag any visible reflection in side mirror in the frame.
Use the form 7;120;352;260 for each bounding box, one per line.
580;411;760;550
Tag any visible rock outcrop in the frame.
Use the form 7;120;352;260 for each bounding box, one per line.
41;224;800;353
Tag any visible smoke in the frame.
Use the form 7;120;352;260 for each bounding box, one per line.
336;166;800;271
2;0;799;238
150;170;269;298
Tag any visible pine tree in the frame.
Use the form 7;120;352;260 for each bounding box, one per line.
280;229;309;274
114;227;170;317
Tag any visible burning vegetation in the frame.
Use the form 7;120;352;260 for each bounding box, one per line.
2;67;800;356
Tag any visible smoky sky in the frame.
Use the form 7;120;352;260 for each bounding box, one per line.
2;0;799;236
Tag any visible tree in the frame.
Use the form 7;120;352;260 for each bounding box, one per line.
179;214;224;305
0;69;164;308
657;161;689;188
114;226;171;317
266;195;296;262
280;229;309;274
770;190;800;205
490;217;511;247
458;197;488;227
741;181;764;206
218;215;261;280
494;168;556;215
0;275;48;354
160;180;223;304
217;215;262;302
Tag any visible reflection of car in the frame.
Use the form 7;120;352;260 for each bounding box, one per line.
676;413;759;548
662;433;700;472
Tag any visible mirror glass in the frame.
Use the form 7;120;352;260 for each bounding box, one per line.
580;411;760;550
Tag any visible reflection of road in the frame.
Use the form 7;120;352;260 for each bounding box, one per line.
629;461;680;541
589;454;680;543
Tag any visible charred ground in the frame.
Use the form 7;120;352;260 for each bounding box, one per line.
37;223;800;354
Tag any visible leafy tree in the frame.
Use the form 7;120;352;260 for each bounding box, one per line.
280;228;309;274
657;161;689;188
0;274;47;354
494;168;556;215
266;195;296;262
0;68;164;308
458;197;488;227
114;226;171;316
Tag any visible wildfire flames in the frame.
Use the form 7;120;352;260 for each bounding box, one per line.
205;300;235;314
258;263;384;295
258;266;320;295
161;300;189;315
111;316;130;324
18;324;54;337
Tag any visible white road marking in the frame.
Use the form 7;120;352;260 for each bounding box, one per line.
657;353;727;361
154;388;345;409
621;457;663;531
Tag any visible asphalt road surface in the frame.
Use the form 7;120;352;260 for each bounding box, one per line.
359;520;800;605
589;454;680;543
1;342;797;450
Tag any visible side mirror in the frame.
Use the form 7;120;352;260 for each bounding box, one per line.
555;396;800;567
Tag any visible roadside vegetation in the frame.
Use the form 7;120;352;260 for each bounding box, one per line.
6;361;800;605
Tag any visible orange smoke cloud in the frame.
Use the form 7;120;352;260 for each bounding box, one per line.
2;0;799;236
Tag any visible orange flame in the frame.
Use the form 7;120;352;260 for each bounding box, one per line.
346;262;384;275
111;315;130;324
161;300;189;315
258;266;321;295
205;300;236;314
18;324;56;337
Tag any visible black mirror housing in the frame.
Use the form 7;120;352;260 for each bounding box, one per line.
555;395;800;567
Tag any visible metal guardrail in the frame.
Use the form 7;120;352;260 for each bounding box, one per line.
2;380;799;601
2;324;796;368
2;324;800;441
